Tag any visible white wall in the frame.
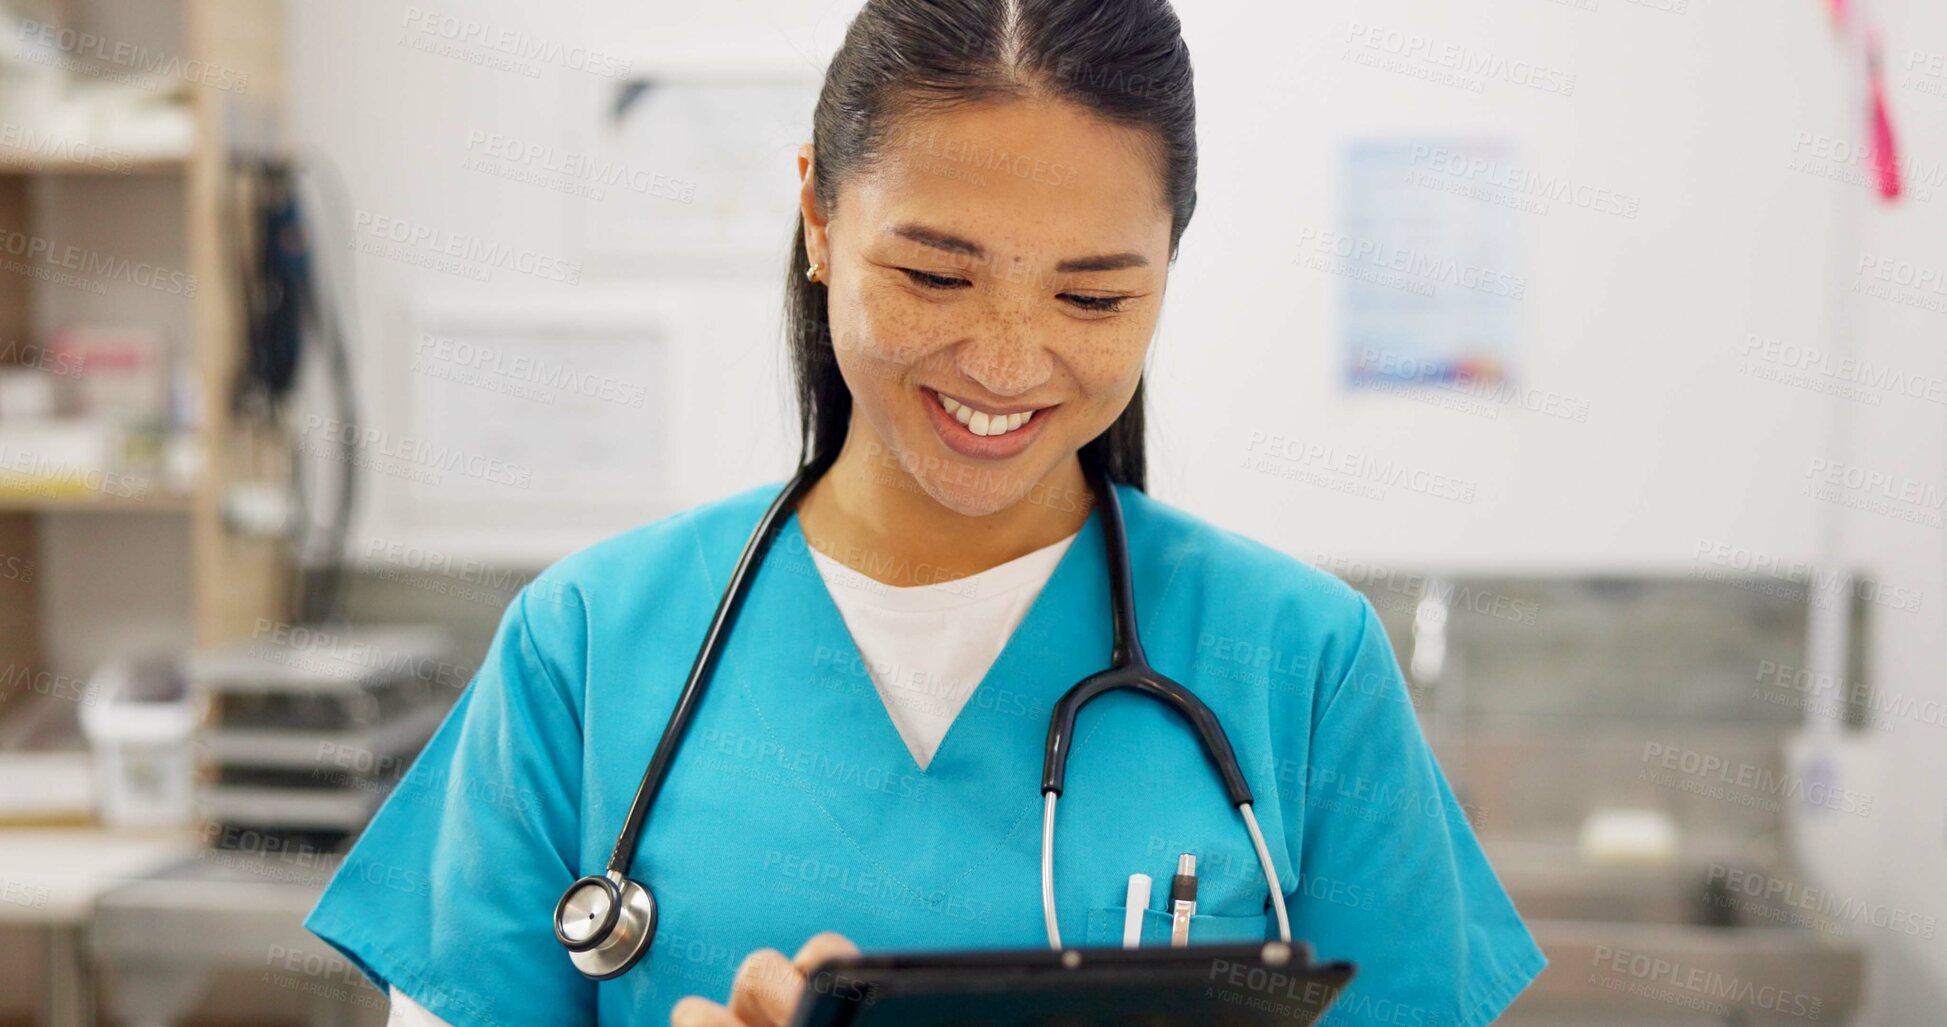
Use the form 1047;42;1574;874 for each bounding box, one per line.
1160;1;1841;571
288;0;1946;1020
288;0;1909;571
285;0;819;564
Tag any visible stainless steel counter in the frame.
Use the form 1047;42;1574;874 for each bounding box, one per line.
91;847;384;1027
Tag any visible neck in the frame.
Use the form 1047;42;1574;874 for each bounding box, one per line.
796;415;1096;588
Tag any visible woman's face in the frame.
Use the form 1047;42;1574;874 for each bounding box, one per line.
798;97;1174;518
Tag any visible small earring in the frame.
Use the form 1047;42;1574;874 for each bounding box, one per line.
806;262;824;283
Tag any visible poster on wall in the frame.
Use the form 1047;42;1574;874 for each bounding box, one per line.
1335;138;1525;391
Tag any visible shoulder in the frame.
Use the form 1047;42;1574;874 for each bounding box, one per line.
1117;483;1372;627
543;480;780;586
1116;484;1382;698
513;479;787;640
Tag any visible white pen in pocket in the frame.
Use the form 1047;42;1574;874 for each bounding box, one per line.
1122;873;1151;948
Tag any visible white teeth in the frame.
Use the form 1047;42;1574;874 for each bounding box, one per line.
933;391;1037;437
939;394;975;427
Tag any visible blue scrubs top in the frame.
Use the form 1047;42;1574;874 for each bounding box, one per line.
305;479;1544;1026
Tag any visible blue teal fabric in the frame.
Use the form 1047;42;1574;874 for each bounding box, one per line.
304;479;1544;1026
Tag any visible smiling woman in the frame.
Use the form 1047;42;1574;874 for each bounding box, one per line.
301;2;1545;1026
795;93;1169;491
783;96;1182;598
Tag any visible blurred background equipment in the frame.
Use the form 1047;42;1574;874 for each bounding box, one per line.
1351;573;1873;1026
0;0;451;1023
226;148;361;626
190;625;450;850
81;625;450;1027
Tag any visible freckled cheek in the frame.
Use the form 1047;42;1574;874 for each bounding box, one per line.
1062;330;1150;409
836;282;963;372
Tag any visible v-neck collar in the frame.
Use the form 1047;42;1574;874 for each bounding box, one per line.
704;483;1129;914
766;501;1107;776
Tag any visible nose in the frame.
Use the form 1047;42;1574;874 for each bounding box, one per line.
956;291;1053;399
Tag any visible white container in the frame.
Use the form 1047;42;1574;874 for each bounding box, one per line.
0;418;121;493
0;367;66;418
78;655;202;827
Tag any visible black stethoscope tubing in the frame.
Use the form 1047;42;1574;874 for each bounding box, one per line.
554;459;1288;979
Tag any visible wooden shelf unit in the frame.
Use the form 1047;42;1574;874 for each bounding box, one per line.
0;0;291;707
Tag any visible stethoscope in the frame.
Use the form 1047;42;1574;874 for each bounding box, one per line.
552;460;1292;980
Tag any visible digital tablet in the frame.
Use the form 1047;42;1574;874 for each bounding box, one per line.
788;941;1356;1026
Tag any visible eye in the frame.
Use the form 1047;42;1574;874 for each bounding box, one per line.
900;268;970;290
1059;293;1132;313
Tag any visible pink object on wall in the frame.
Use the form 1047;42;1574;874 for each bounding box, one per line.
1866;37;1903;200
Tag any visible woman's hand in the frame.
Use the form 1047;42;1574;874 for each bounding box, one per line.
670;931;860;1026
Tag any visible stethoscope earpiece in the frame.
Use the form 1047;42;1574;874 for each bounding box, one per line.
554;872;658;980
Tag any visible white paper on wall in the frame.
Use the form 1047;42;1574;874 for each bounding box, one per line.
1335;138;1526;391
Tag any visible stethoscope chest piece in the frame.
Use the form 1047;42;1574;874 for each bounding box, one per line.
554;872;657;980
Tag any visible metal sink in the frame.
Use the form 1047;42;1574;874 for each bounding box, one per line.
1487;840;1865;1026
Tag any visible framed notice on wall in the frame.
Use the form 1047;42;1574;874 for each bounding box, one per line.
364;281;797;566
386;293;672;544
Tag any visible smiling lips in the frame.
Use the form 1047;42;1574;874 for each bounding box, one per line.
935;391;1038;436
924;387;1053;460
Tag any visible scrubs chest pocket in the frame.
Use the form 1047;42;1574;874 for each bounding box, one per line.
1083;904;1273;946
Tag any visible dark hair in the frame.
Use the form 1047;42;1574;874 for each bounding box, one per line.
786;0;1199;493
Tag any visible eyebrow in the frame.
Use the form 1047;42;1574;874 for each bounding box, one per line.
888;222;1149;273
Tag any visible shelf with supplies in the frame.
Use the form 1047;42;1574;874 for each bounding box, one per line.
0;0;292;735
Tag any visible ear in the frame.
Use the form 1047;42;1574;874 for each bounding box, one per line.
797;142;829;271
